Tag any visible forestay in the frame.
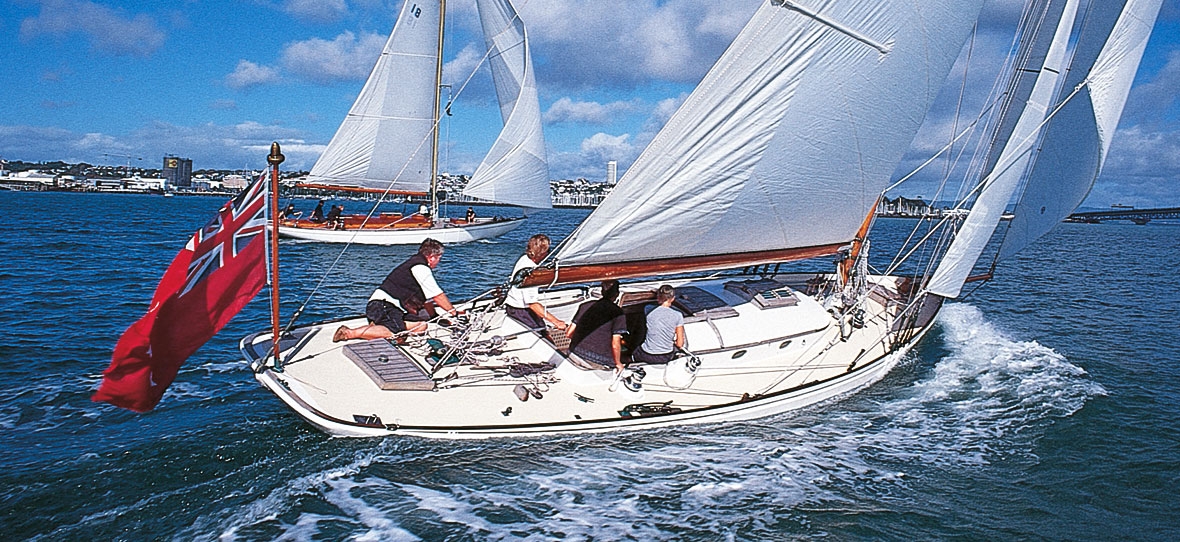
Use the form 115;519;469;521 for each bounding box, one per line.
927;0;1080;298
306;0;441;192
552;0;988;271
999;0;1162;260
462;0;552;211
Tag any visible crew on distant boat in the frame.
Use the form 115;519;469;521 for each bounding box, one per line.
326;204;343;230
466;207;476;223
309;200;325;222
281;203;297;219
505;234;567;333
333;238;459;342
633;285;686;364
566;280;628;372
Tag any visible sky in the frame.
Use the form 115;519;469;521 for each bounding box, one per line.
1;0;1178;207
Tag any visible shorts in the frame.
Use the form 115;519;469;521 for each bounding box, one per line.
506;305;545;330
632;347;676;364
366;299;407;332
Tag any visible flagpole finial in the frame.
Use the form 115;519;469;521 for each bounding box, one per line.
268;142;285;166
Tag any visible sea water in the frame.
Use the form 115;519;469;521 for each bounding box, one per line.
1;191;1178;540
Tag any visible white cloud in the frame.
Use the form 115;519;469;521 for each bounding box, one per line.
643;95;687;133
283;0;349;23
1123;50;1180;126
443;43;487;88
19;0;165;57
444;0;761;89
225;60;281;90
543;98;637;124
281;31;387;84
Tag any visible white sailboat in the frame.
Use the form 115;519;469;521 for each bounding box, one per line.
242;0;1160;438
279;0;551;245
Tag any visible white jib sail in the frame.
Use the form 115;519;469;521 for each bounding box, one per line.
462;0;552;211
553;0;987;268
998;0;1163;260
927;0;1079;299
306;0;441;192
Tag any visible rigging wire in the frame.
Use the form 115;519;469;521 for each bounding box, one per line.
278;0;536;336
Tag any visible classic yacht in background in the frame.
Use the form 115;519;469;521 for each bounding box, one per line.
279;0;550;245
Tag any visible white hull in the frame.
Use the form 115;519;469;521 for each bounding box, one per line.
242;273;941;439
277;217;525;245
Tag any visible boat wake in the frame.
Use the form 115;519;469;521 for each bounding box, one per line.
178;304;1103;539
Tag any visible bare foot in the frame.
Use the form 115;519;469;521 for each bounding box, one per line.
333;326;349;342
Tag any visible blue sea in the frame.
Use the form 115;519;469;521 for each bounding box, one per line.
2;191;1179;540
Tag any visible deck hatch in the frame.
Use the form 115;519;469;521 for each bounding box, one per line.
343;340;436;391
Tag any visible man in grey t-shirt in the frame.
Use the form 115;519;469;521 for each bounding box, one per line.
634;285;685;364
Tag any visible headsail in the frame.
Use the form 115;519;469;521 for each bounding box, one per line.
998;0;1162;260
546;0;987;282
927;0;1080;298
462;0;552;210
306;0;442;193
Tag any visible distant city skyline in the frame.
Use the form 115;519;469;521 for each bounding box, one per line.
2;0;1178;206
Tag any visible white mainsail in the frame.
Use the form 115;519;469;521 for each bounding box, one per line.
307;0;441;192
927;0;1080;298
998;0;1162;260
552;0;987;270
462;0;552;211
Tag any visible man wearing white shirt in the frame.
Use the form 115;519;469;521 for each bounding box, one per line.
333;238;456;342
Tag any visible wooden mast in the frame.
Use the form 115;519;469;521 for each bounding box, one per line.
840;196;880;285
429;0;447;223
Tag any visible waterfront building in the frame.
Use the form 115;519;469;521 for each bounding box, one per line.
163;156;193;188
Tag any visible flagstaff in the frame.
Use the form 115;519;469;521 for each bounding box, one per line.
268;142;285;371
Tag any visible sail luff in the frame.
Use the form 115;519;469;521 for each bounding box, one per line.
430;0;447;218
306;0;441;192
927;0;1079;298
998;0;1163;260
552;0;989;270
462;0;552;210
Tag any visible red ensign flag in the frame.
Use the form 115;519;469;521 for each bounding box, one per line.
94;177;269;412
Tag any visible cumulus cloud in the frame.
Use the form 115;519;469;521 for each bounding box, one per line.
281;31;387;84
1123;50;1180;126
443;43;488;89
225;60;281;90
125;120;319;170
283;0;349;23
543;98;638;124
19;0;165;57
1087;126;1180;206
643;95;688;132
445;0;761;90
545;133;640;181
0;121;321;171
0;125;118;163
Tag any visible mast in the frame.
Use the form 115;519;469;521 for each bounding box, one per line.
429;0;447;222
267;142;285;371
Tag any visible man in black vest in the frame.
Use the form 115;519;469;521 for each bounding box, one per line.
333;238;457;342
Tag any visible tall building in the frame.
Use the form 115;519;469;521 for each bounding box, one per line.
163;155;193;188
606;160;617;185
